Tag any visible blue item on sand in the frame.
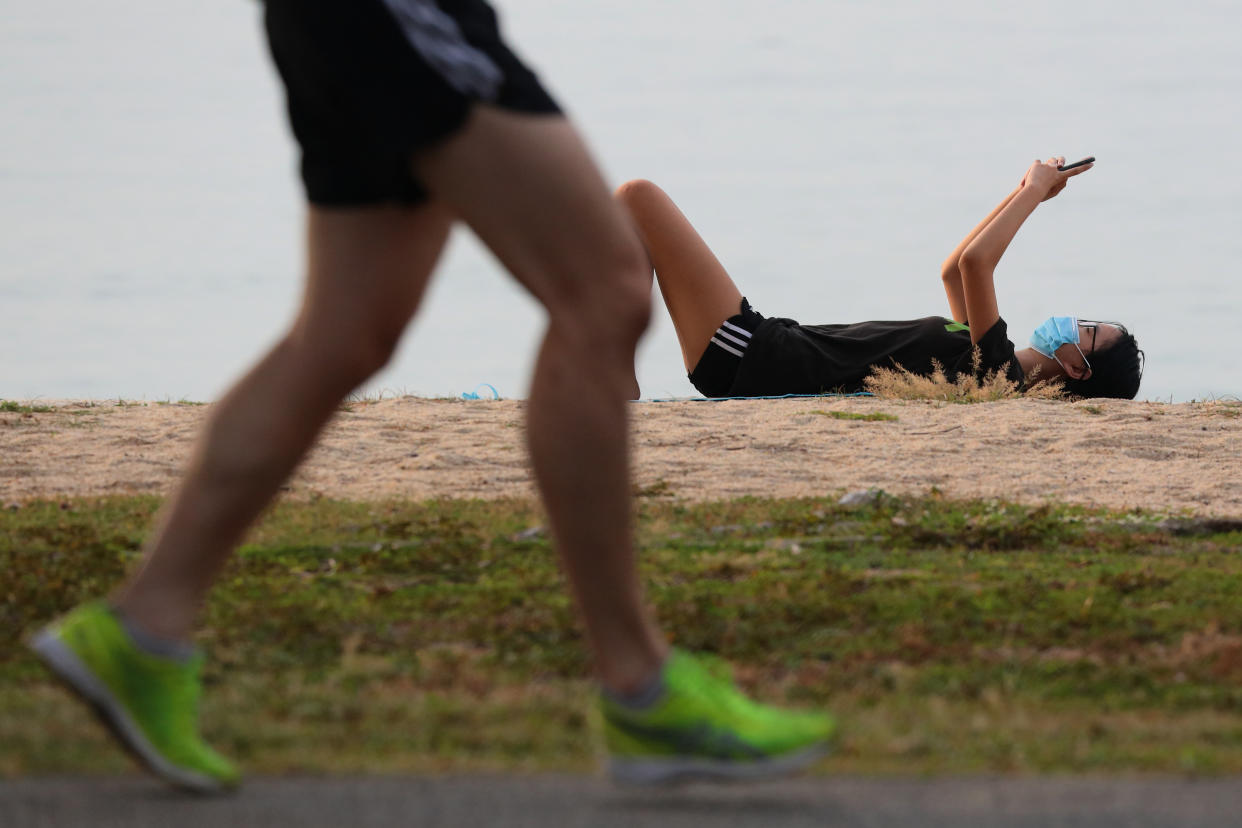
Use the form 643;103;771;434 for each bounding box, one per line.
461;383;501;400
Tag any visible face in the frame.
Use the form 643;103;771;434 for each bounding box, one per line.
1054;321;1124;380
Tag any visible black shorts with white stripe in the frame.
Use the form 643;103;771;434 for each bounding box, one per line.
688;298;766;398
264;0;561;206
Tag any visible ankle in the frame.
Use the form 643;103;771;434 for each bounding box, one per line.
110;603;196;662
600;644;670;702
603;657;667;709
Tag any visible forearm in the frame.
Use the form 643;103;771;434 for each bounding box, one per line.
940;186;1022;322
941;186;1022;277
959;185;1042;274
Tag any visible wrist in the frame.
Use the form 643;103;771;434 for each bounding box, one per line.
1014;184;1045;210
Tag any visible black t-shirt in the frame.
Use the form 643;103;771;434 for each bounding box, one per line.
726;314;1024;397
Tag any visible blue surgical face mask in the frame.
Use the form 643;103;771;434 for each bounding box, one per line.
1030;316;1080;359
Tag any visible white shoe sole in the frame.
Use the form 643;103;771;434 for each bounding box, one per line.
29;628;228;794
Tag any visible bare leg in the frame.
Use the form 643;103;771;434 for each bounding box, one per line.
114;204;453;640
614;179;744;372
416;108;666;693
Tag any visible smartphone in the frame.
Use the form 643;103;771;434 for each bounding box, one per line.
1057;156;1095;171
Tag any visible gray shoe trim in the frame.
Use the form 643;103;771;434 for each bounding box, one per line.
609;742;829;785
28;628;226;794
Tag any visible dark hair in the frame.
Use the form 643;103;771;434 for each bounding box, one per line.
1062;324;1144;399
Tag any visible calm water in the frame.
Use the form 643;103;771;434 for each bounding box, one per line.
2;0;1240;402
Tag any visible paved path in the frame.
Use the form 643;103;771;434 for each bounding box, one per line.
5;775;1242;828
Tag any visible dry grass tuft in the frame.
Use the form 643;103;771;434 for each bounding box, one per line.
863;349;1064;403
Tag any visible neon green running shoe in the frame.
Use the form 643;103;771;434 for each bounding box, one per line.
28;602;239;793
600;649;836;784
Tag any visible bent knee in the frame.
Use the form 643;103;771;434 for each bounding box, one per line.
606;227;653;321
614;178;664;207
611;268;653;342
550;262;651;354
287;322;405;389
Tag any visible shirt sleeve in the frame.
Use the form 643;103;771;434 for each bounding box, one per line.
953;317;1024;387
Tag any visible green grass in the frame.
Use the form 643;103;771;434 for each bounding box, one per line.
4;494;1242;776
0;401;54;414
812;410;899;422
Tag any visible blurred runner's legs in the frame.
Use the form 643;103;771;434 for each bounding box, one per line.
29;0;834;790
114;108;668;694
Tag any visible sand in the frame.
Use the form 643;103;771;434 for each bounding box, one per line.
2;397;1240;517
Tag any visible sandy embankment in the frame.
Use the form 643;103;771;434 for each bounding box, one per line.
2;397;1240;517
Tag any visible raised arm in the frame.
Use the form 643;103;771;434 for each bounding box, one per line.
956;157;1093;343
940;185;1023;323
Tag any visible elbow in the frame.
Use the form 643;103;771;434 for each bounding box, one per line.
958;248;983;275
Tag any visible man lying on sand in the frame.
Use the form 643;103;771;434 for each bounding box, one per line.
616;159;1143;400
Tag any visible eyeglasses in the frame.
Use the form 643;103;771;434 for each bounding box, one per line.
1052;320;1098;378
1079;321;1105;355
1066;321;1122;379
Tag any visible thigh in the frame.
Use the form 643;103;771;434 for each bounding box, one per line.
295;202;454;347
411;107;645;319
615;180;743;370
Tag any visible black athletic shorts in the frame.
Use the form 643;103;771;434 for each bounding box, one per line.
687;298;766;398
263;0;562;206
